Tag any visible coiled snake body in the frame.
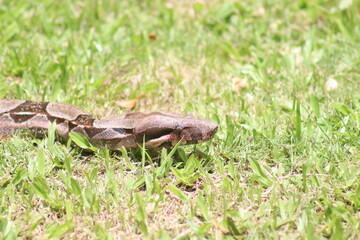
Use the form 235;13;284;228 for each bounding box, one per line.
0;99;218;149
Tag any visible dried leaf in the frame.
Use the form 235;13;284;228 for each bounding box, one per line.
212;219;229;233
325;78;339;92
232;77;248;92
252;7;265;17
116;99;138;109
149;33;157;41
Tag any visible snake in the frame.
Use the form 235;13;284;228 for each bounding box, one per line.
0;99;218;150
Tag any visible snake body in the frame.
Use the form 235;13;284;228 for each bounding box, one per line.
0;99;218;149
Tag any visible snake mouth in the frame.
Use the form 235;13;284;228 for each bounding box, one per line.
143;133;175;148
135;116;218;149
141;128;174;142
143;124;218;149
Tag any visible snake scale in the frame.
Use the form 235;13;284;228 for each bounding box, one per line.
0;99;218;150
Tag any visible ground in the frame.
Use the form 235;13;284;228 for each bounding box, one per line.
0;0;359;239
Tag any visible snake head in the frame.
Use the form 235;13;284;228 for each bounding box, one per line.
133;112;218;149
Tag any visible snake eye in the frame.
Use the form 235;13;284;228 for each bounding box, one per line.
181;127;203;141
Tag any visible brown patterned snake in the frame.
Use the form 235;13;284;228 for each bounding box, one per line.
0;99;218;149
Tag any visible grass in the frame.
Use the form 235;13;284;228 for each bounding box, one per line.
0;0;359;239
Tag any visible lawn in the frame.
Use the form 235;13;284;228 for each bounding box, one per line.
0;0;359;239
